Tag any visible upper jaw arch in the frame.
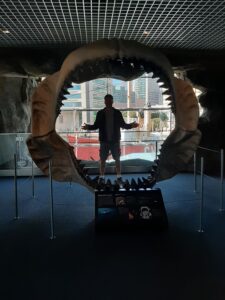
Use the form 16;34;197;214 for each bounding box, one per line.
57;39;175;98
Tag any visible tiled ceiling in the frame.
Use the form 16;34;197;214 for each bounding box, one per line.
0;0;225;50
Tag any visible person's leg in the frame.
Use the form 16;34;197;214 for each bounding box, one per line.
99;142;109;178
115;159;121;178
110;142;121;178
99;159;106;177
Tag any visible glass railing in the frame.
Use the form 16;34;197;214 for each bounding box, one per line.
0;131;167;175
60;130;166;162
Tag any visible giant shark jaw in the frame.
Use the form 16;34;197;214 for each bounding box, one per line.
26;39;201;191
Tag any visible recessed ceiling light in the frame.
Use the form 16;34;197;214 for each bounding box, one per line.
0;29;10;34
144;31;150;35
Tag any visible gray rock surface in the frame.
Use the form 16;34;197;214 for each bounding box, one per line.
0;77;38;133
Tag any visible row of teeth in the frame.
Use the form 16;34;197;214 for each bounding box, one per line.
73;157;160;190
56;57;173;189
56;58;175;116
81;175;156;191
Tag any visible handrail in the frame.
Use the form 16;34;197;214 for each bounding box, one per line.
69;140;165;146
0;130;171;135
59;130;169;134
61;107;172;112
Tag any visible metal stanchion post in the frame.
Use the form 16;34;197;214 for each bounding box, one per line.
219;149;224;212
31;160;35;199
194;152;197;193
155;141;158;160
49;160;56;239
14;154;19;219
198;157;204;233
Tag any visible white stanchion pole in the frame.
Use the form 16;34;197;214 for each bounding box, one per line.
49;160;56;239
155;141;158;160
31;160;35;199
198;157;204;233
193;152;197;193
219;149;224;212
14;154;19;220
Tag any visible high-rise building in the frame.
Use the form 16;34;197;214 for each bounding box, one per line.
56;75;165;132
87;78;112;122
56;82;88;132
88;78;113;109
132;74;163;107
133;76;146;107
63;83;83;108
112;79;127;108
146;77;163;106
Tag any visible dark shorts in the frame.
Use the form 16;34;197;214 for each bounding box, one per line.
100;142;121;161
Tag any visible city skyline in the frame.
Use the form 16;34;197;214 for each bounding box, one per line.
56;74;173;133
62;73;167;110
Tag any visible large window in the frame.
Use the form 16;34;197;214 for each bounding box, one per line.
66;94;81;100
63;102;81;107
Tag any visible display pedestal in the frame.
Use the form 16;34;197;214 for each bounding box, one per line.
95;188;168;231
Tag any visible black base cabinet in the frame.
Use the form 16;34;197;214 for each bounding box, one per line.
95;188;168;232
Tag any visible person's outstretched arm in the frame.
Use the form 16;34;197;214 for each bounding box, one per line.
118;111;139;129
81;111;101;130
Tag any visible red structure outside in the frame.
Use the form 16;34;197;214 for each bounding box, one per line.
67;134;155;161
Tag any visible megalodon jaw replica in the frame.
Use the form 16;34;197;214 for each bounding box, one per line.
26;38;201;192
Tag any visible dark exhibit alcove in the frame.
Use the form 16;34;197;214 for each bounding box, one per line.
184;64;225;175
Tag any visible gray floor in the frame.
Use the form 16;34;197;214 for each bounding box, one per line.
0;173;224;300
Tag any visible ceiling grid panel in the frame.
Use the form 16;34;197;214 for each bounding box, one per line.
107;0;116;39
123;0;141;40
24;0;52;43
156;0;209;48
132;0;156;41
65;0;78;41
173;0;224;49
118;0;132;38
0;0;32;45
0;0;224;49
41;0;62;43
155;0;196;47
57;0;72;42
125;1;149;41
113;0;125;37
97;0;101;40
74;0;83;43
102;0;109;38
141;0;174;44
82;0;88;44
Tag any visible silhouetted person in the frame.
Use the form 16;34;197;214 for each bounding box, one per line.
82;94;139;182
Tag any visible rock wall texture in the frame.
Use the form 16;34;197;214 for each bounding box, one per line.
0;77;38;133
